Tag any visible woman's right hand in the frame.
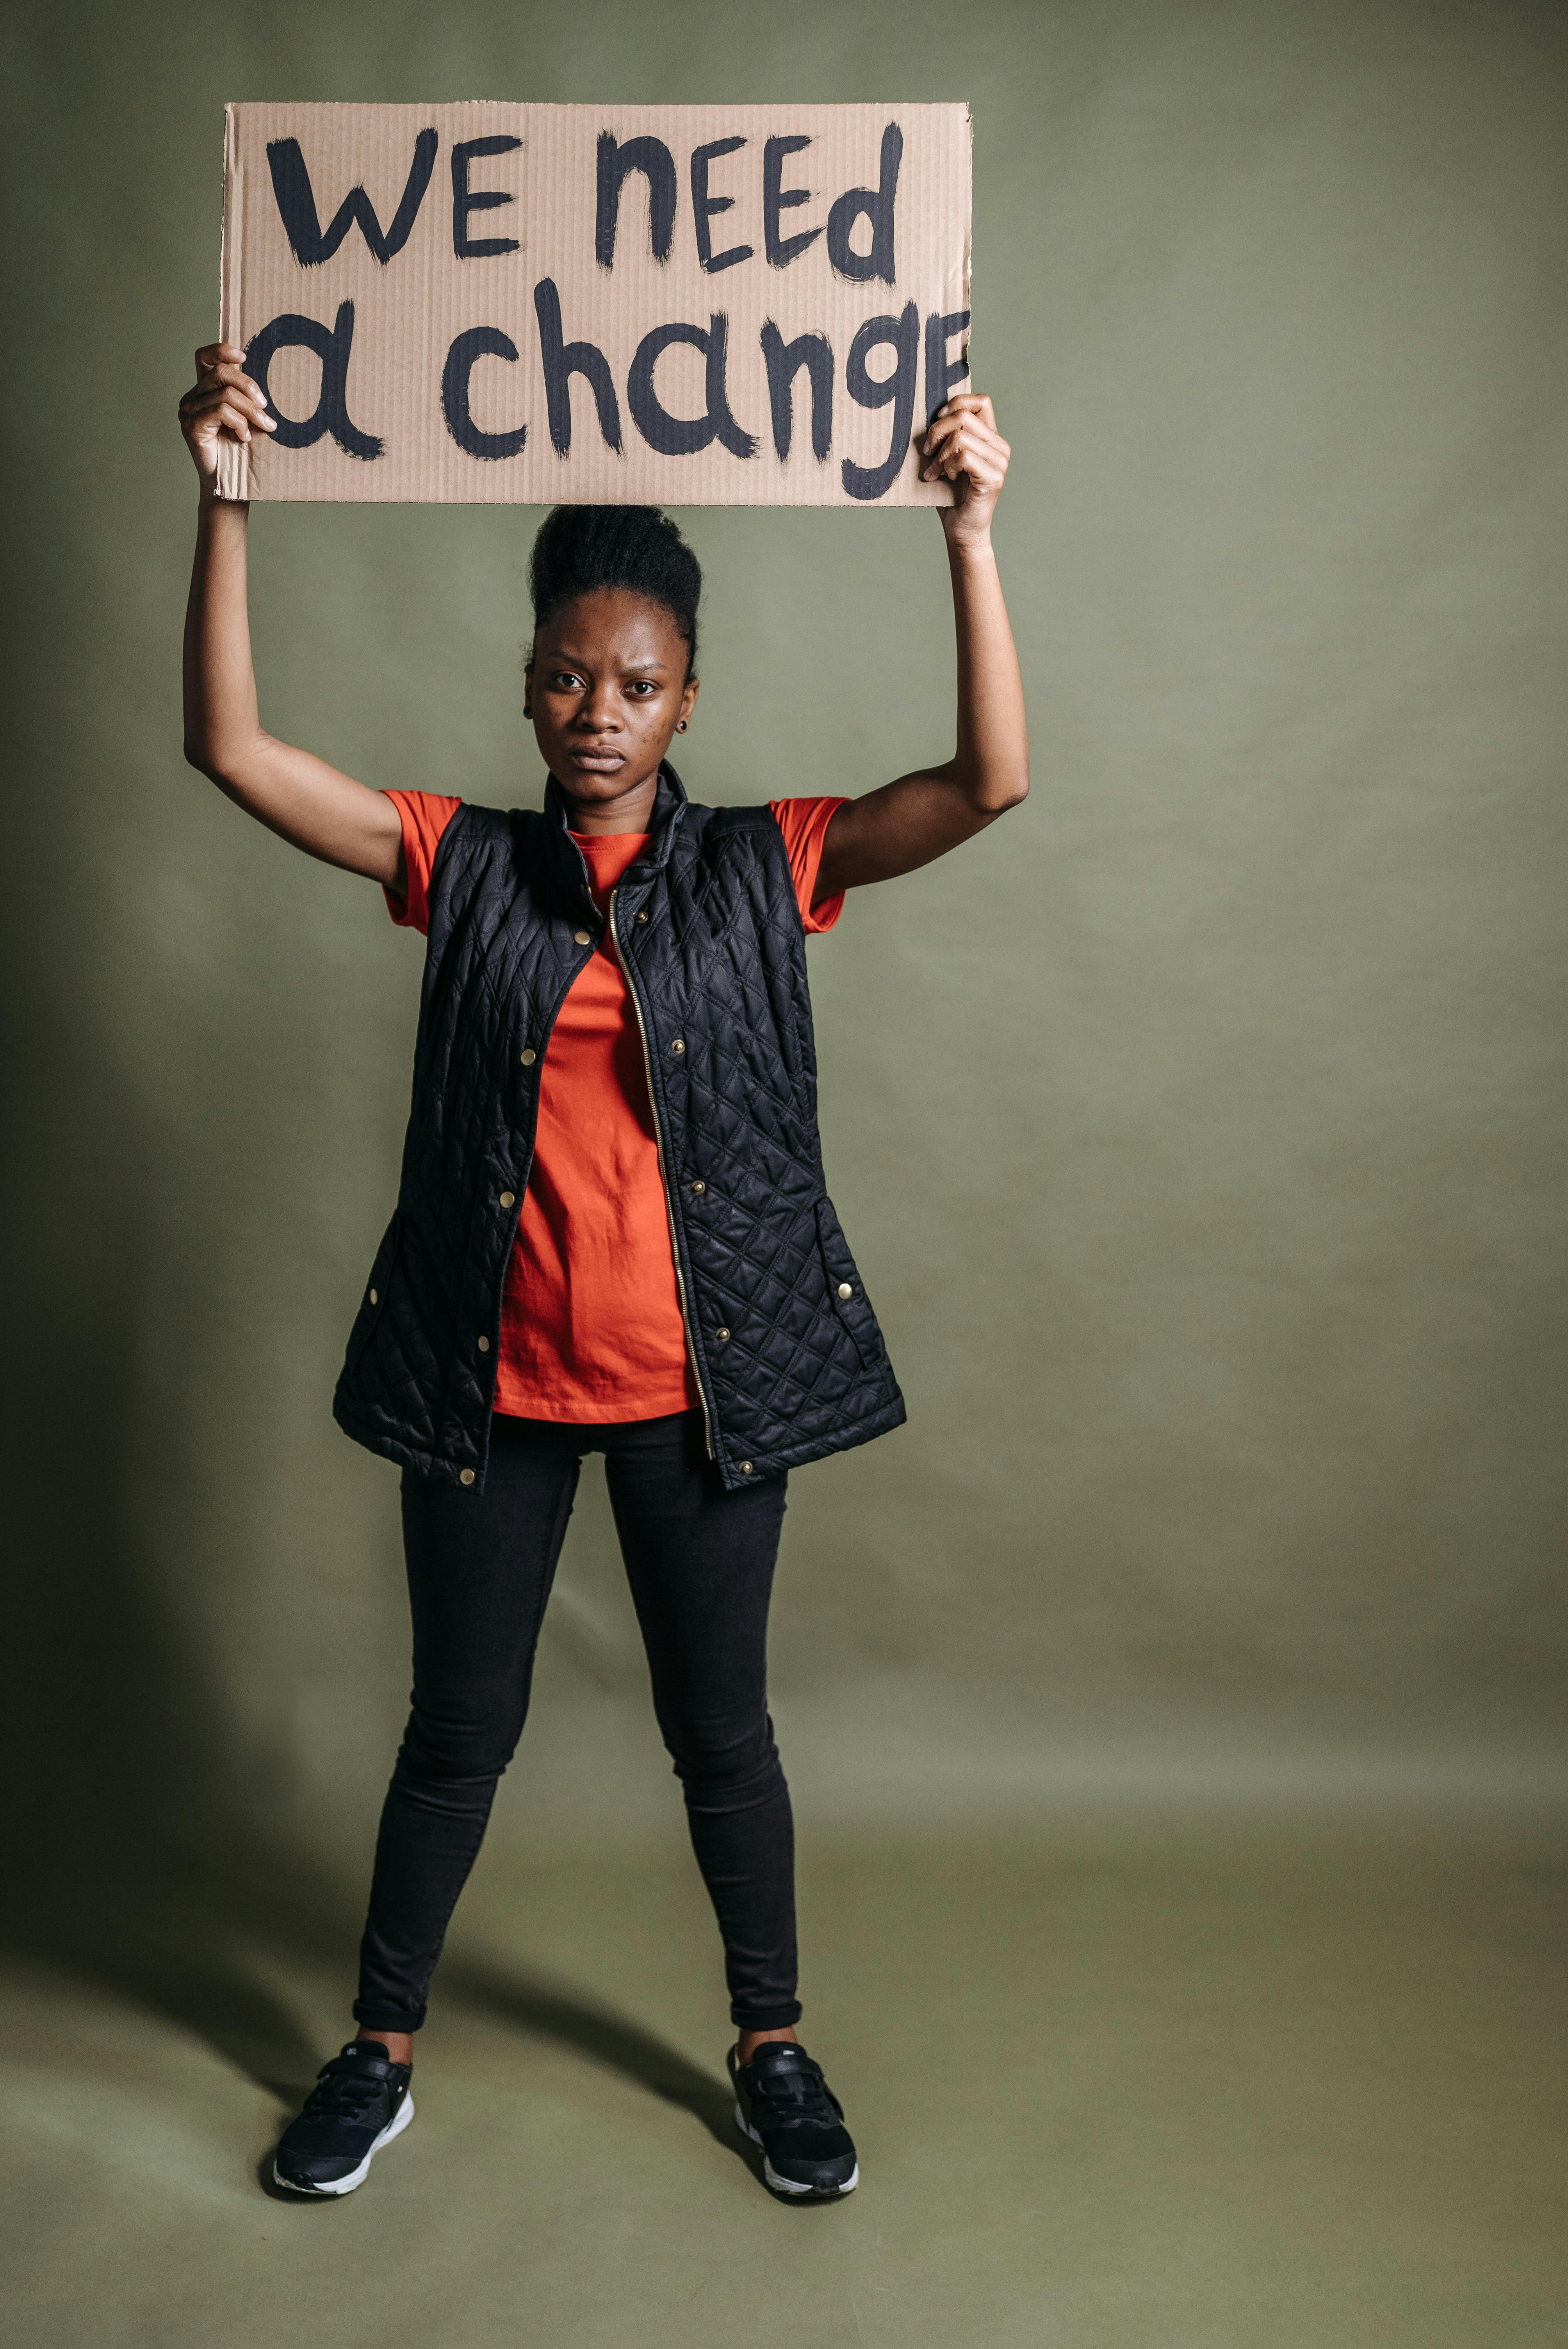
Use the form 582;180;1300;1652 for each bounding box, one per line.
178;343;276;482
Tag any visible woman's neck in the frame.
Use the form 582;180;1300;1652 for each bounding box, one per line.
556;768;661;835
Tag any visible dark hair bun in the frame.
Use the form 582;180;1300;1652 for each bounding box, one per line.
528;505;702;677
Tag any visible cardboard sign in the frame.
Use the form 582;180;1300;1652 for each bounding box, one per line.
215;102;971;508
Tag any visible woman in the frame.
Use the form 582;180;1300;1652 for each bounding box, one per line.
178;342;1025;2202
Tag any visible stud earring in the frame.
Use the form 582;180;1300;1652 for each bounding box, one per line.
677;719;688;732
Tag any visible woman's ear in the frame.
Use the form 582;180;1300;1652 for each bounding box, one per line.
522;660;533;720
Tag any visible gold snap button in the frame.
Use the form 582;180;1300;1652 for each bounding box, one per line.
573;930;592;946
459;1469;476;1487
691;1180;706;1194
716;1326;730;1342
671;1038;685;1055
368;1287;378;1305
837;1282;853;1299
477;1334;490;1352
500;1190;515;1209
739;1461;754;1475
636;909;649;923
520;1048;536;1066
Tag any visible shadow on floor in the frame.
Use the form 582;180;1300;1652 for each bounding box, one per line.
2;1850;757;2185
245;1945;762;2201
1;1858;339;2105
442;1952;740;2156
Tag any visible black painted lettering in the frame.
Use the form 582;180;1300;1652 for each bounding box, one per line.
245;303;381;459
825;123;902;287
596;132;677;268
441;328;526;460
761;323;832;462
841;303;918;501
690;137;752;274
452;135;522;259
924;309;971;426
533;279;622;454
627;317;755;459
266;130;437;267
763;135;820;269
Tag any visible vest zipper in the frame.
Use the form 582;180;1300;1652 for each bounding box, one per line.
608;886;717;1462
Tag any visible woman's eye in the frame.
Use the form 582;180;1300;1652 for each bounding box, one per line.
626;681;656;697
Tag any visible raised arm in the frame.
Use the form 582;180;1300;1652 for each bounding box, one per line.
814;393;1028;899
180;343;403;888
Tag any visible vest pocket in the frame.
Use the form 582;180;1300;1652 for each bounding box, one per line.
346;1211;403;1372
813;1194;885;1378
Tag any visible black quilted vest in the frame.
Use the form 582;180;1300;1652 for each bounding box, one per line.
333;765;906;1492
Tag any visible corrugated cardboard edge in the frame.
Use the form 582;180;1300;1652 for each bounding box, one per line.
963;103;974;370
214;105;248;503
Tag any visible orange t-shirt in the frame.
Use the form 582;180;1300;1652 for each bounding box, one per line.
385;791;849;1422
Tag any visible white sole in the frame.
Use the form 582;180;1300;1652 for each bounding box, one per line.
734;2101;858;2197
274;2091;415;2197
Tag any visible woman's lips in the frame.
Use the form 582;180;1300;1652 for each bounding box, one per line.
569;746;624;769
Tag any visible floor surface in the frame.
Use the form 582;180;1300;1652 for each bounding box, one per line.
4;1813;1565;2347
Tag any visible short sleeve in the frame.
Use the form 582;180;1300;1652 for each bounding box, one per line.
383;791;463;934
768;796;852;934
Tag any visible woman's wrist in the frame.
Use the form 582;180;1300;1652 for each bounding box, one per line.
198;478;249;522
944;526;996;566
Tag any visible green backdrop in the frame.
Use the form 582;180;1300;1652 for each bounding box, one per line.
4;0;1565;2001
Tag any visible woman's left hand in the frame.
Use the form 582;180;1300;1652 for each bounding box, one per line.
920;392;1010;547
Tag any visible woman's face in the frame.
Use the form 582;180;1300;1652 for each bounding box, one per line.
526;588;698;818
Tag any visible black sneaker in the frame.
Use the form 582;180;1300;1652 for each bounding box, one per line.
729;2041;859;2199
273;2042;415;2197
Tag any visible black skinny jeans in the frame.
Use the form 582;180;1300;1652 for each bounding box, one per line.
354;1409;800;2034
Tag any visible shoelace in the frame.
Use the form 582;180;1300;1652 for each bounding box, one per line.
305;2065;391;2121
753;2063;838;2131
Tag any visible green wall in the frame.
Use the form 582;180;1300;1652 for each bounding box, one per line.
4;0;1565;1898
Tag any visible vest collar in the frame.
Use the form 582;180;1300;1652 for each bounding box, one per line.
541;761;690;909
